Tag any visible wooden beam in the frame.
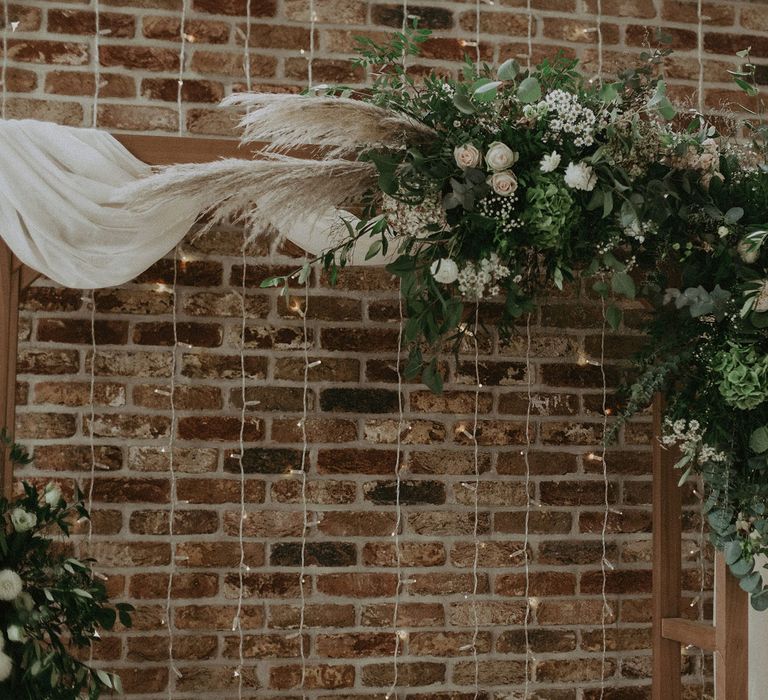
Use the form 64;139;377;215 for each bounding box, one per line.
715;553;748;699
114;134;245;165
652;392;682;700
661;617;716;652
0;241;22;497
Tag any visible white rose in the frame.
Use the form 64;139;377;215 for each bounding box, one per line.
754;280;768;313
487;170;518;196
430;258;459;285
564;161;597;191
539;150;561;173
10;508;36;533
454;143;481;170
738;240;760;264
0;652;11;682
485;141;518;171
718;226;729;238
43;482;62;507
0;570;23;602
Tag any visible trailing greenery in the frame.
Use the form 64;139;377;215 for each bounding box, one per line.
0;433;133;699
263;30;768;608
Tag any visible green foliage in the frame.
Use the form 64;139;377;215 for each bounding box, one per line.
522;175;577;249
712;343;768;410
0;438;132;699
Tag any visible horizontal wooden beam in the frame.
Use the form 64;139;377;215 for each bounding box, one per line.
661;617;716;652
114;134;245;165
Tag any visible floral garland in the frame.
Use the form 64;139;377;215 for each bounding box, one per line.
0;433;132;699
259;31;768;608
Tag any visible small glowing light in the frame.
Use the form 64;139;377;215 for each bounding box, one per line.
576;350;589;366
307;360;322;369
690;596;700;608
155;283;171;293
93;629;101;639
299;48;306;55
174;555;189;561
510;549;526;559
528;596;540;610
11;21;20;31
98;28;112;36
289;469;303;476
460;39;479;47
586;453;603;462
609;508;623;516
244;400;261;407
229;452;243;459
459;643;473;651
460;482;477;491
176;341;193;349
399;578;415;585
172;666;183;679
397;630;408;641
154;389;171;396
233;670;240;678
289;299;306;317
184;33;196;43
603;557;615;571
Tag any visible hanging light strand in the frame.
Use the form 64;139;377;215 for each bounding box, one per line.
386;283;406;700
596;0;604;81
697;474;707;692
470;302;481;700
1;0;8;119
307;0;316;89
86;291;97;549
233;234;248;699
598;296;610;700
526;0;533;71
697;0;704;116
474;0;481;68
92;0;101;127
164;249;181;694
243;0;252;92
522;313;534;693
297;269;312;699
176;0;189;135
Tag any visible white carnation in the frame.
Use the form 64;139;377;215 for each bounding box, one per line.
738;240;760;264
0;570;23;601
539;151;561;173
430;258;459;284
564;161;597;191
0;652;11;682
485;141;518;171
43;482;62;507
10;508;36;533
487;170;518;196
454;143;481;170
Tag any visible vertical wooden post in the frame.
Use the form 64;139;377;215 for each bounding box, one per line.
0;239;22;497
715;553;748;698
652;392;682;700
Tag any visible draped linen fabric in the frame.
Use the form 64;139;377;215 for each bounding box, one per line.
0;119;379;289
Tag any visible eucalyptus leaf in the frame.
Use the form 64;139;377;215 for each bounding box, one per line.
497;58;519;81
517;76;542;103
751;426;768;454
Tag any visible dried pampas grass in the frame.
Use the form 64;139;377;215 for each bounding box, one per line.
222;92;436;157
125;154;377;243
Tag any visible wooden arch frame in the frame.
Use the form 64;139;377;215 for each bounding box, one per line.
0;133;750;697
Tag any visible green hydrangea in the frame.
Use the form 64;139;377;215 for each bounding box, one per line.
521;175;577;249
712;342;768;410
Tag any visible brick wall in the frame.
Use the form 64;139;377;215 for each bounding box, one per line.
6;0;758;696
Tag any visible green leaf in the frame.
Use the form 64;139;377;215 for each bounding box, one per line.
734;77;759;97
740;570;763;593
453;92;476;115
599;82;620;103
421;359;444;394
259;276;285;289
724;206;745;224
606;304;622;330
95;669;113;688
473;80;502;101
553;267;564;291
725;540;743;565
730;556;754;577
365;240;383;261
72;588;93;599
751;426;768;454
497;58;519;81
752;589;768;611
611;272;636;299
517;76;542;103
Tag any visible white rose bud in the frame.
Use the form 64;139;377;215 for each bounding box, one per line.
430;258;459;285
44;482;62;507
738;240;760;264
10;507;36;533
454;143;481;170
718;226;729;238
487;170;518;196
564;161;597;191
0;652;11;682
0;570;23;602
485;141;518;171
539;150;561;173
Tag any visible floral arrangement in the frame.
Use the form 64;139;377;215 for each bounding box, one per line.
134;29;768;607
0;432;132;699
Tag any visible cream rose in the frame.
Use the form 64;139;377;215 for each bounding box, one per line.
10;507;36;533
487;170;518;196
44;482;62;507
0;570;23;601
564;161;597;191
0;652;11;683
454;143;481;170
738;240;760;264
485;141;518;171
430;258;459;284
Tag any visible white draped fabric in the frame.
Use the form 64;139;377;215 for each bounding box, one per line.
0;119;377;289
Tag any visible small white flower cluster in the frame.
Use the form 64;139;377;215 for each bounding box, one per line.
663;418;729;466
543;89;599;147
457;253;511;300
623;219;657;244
382;192;447;239
477;192;523;235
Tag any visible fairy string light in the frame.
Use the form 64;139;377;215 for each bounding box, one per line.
86;292;97;559
164;250;182;696
1;0;8;119
385;284;406;700
475;0;481;68
177;0;189;135
526;0;533;71
307;0;315;89
598;296;610;700
470;303;481;700
232;233;248;699
93;0;101;127
596;0;604;81
522;313;534;694
697;0;704;116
